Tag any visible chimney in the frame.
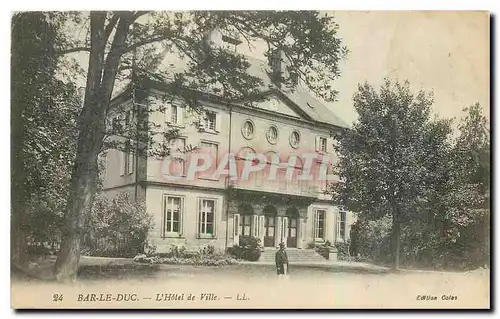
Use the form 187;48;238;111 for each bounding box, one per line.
203;29;241;52
271;49;291;88
203;29;223;49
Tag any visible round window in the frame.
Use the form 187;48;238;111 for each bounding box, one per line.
290;130;300;148
266;125;279;144
241;120;255;139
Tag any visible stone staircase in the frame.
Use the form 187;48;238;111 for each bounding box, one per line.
259;248;328;263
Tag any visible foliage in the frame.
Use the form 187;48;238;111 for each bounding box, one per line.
227;236;262;261
343;102;490;270
11;12;81;263
349;216;393;263
332;79;456;268
82;193;153;258
134;245;238;266
334;241;350;261
306;240;332;260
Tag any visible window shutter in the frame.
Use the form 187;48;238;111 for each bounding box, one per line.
179;197;184;236
259;215;265;238
161;197;166;238
213;200;217;237
164;103;172;124
198;113;206;131
315;137;320;152
233;214;240;237
178;106;185;126
215;113;221;132
252;215;258;237
283;217;288;241
128;143;134;175
119;150;125;176
313;210;317;239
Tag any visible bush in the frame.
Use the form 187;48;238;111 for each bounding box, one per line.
134;245;238;266
306;241;332;260
82;193;153;258
335;241;350;261
227;236;262;262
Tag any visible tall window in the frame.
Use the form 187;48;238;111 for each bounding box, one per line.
319;137;327;152
168;138;186;176
171;105;178;124
120;140;134;176
199;199;216;237
200;141;218;165
162;196;182;237
240;214;253;236
205;111;216;131
337;210;347;241
314;209;326;239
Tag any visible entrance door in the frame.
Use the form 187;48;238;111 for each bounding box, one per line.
287;218;298;248
263;215;275;247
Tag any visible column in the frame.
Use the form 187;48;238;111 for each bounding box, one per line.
282;217;289;248
259;215;265;247
325;208;335;244
233;213;240;246
275;216;282;247
297;218;305;249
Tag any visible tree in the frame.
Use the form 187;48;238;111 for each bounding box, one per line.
52;11;348;281
11;12;80;265
332;80;453;269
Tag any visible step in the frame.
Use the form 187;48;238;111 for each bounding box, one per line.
259;249;327;262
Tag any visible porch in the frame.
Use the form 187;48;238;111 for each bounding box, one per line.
226;188;315;249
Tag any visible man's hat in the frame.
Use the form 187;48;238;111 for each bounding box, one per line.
279;242;285;248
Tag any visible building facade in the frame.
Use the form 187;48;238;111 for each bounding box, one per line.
101;33;355;256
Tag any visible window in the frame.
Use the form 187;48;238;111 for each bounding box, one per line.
168;138;186;176
164;102;184;126
162;196;182;237
199;141;218;179
120;140;134;176
198;199;216;237
337;210;347;241
240;214;253;236
171;105;178;124
290;130;300;148
200;141;218;164
320;137;327;152
204;111;216;131
242;120;255;139
112;117;122;133
266;125;279;144
314;209;326;240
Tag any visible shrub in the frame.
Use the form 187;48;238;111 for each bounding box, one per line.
227;236;262;261
134;245;238;266
82;193;153;258
335;241;350;261
306;241;332;260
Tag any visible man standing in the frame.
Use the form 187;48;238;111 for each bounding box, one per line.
275;242;289;275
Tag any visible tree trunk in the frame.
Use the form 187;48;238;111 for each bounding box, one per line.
392;216;401;270
53;12;108;282
53;12;133;281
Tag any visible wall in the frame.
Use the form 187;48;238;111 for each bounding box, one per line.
145;184;228;252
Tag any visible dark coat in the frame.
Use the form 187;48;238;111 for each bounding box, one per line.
275;249;289;266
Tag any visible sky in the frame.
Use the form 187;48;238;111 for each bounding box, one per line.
329;11;490;126
69;11;490;127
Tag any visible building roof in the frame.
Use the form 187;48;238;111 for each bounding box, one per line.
113;50;350;129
